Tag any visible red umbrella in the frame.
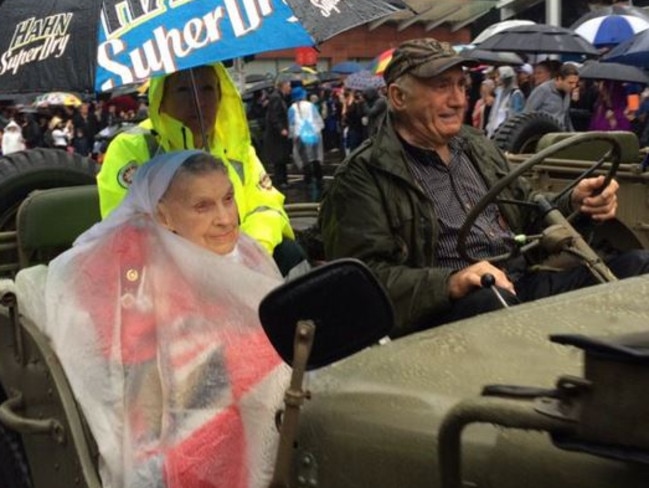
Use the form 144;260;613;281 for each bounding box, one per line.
108;95;138;114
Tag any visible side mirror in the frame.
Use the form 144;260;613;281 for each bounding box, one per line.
259;258;393;370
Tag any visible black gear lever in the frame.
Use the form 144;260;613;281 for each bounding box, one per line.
480;273;510;309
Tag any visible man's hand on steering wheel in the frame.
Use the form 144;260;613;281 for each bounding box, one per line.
570;175;619;222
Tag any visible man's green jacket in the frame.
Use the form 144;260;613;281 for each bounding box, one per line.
319;114;572;337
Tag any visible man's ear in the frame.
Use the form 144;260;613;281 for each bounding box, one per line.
388;84;406;109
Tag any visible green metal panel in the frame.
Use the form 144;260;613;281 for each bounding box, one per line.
295;276;649;487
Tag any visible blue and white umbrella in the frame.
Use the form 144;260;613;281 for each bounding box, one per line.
572;14;649;47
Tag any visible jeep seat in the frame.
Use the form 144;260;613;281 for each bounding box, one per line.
16;186;101;269
535;131;641;165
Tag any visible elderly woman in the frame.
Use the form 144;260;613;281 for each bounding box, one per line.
41;150;289;488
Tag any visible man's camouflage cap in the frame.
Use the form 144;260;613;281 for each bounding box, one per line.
383;38;475;85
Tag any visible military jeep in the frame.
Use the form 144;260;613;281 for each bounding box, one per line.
2;131;649;487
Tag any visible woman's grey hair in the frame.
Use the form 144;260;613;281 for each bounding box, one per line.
175;152;227;177
160;152;228;202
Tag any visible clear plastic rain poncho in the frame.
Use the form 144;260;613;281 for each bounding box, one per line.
42;151;289;488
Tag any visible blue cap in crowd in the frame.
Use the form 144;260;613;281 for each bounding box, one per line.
291;86;306;102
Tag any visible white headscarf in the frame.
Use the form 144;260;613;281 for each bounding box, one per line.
76;150;203;246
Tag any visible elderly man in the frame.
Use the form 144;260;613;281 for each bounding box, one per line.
319;38;649;338
524;62;580;131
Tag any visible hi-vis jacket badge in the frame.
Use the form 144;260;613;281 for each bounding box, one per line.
117;161;139;189
258;173;273;191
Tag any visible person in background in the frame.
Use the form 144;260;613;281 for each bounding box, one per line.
570;78;599;132
486;66;525;137
20;112;43;149
325;87;346;153
321;88;343;152
263;79;292;189
100;103;121;130
516;63;533;98
72;102;98;157
363;86;388;138
2;119;26;154
343;90;367;153
288;86;325;202
532;60;554;87
37;115;51;147
43;150;289;488
471;78;495;133
524;63;580;131
634;87;649;146
589;80;633;132
246;89;269;157
99;64;303;276
319;37;649;338
50;117;71;150
136;96;149;120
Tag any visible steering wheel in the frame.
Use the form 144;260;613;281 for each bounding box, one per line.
457;132;623;278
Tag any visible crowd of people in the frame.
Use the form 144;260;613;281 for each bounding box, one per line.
466;57;649;140
0;96;148;157
245;76;388;201
240;55;649;209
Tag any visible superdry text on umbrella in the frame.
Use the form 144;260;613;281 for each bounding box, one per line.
1;14;71;75
97;1;310;91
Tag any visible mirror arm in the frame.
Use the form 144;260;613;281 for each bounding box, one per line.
269;320;316;488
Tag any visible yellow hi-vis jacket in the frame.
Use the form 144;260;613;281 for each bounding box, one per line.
97;63;294;254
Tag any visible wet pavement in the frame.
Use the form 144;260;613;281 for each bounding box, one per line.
272;149;343;204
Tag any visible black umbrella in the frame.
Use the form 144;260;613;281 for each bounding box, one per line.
244;79;275;96
317;71;344;84
602;29;649;68
276;66;320;86
0;0;406;94
245;73;272;84
478;24;599;56
579;60;649;85
460;48;524;66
